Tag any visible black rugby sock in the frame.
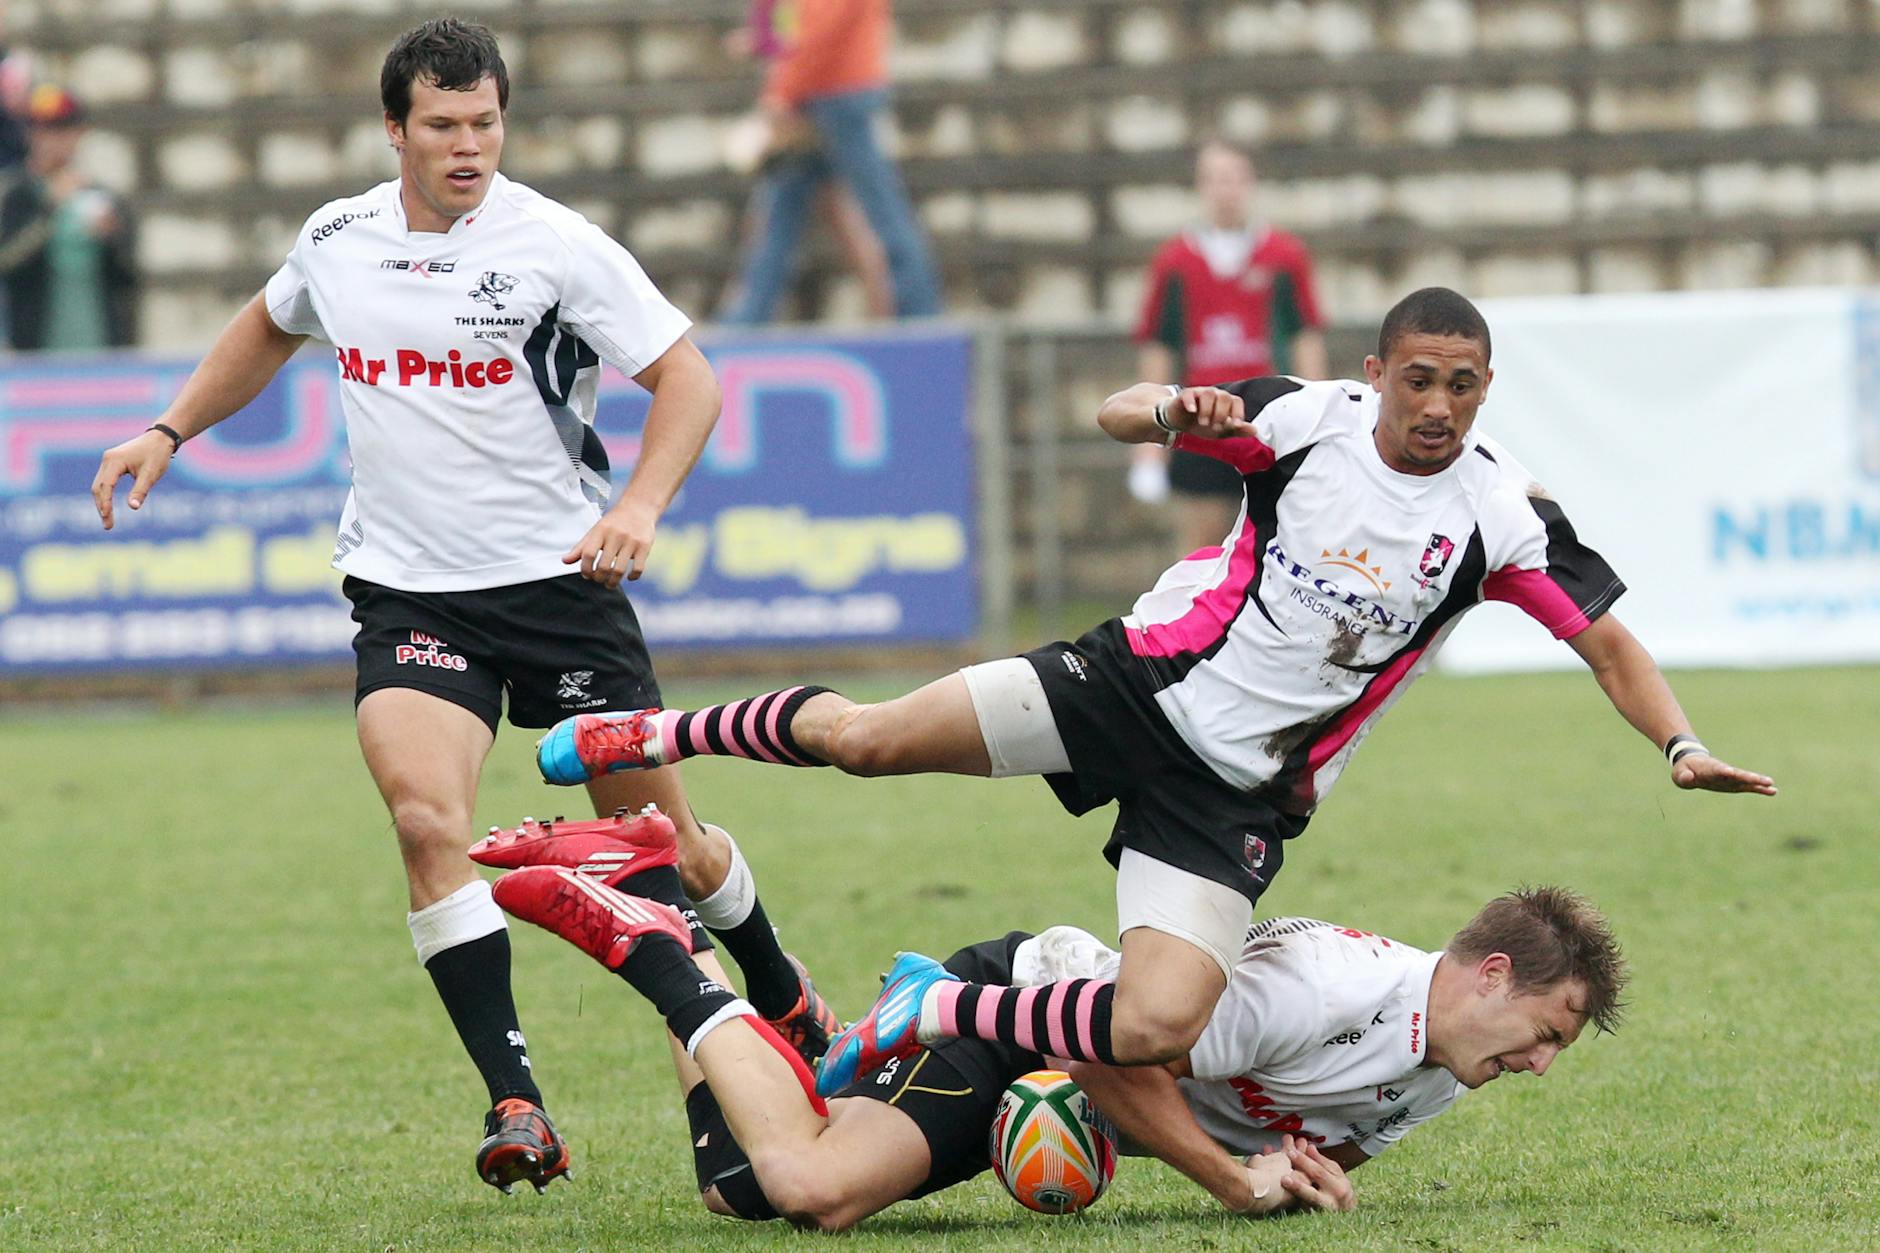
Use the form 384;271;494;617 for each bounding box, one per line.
425;930;544;1106
618;933;738;1047
708;896;801;1021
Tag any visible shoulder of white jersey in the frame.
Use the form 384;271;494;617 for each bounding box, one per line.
1245;377;1366;453
291;181;397;248
1461;432;1556;563
1245;918;1430;1031
497;176;625;263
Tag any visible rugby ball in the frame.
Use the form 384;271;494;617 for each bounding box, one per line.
988;1069;1118;1214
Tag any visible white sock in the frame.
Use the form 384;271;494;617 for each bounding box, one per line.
692;825;757;930
407;878;505;966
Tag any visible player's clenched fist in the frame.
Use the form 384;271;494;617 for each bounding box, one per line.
1170;385;1248;437
92;428;176;530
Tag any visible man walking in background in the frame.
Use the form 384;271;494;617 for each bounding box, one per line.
89;18;834;1194
720;0;941;324
1128;138;1327;556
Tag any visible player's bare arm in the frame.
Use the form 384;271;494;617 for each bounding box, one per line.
563;334;721;588
1566;614;1776;795
1097;383;1252;445
1069;1058;1342;1215
92;292;306;529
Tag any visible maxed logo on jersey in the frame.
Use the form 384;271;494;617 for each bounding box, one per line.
380;258;457;277
336;346;515;389
1266;539;1420;636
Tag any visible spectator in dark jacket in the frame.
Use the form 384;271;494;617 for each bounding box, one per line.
0;84;136;350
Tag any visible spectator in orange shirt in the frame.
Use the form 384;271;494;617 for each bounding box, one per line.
721;0;940;324
1128;139;1327;555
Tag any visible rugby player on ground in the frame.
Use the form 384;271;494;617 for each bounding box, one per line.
470;807;1626;1229
530;287;1767;1093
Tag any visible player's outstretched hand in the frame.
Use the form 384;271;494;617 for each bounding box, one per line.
565;499;657;589
1280;1136;1355;1212
1674;753;1777;796
1168;386;1253;440
91;429;176;530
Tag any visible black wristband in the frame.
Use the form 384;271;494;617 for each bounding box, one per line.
148;423;183;453
1663;733;1707;764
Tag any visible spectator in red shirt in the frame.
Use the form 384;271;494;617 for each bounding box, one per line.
1129;139;1327;555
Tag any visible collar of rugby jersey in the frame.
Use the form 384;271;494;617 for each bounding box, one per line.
1401;947;1444;1070
390;170;506;239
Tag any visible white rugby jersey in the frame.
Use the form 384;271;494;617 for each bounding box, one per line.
1124;377;1624;813
264;174;692;591
1014;920;1464;1160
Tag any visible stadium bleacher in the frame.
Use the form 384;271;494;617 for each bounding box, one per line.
14;0;1880;349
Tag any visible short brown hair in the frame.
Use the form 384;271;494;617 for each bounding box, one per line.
1448;886;1628;1034
381;18;509;126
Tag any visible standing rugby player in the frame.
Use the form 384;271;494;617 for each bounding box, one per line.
89;19;835;1192
533;287;1772;1096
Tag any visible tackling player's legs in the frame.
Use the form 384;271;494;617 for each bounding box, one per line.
357;688;568;1192
584;766;839;1062
545;666;1243;1078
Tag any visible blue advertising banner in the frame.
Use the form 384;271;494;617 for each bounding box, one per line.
0;329;977;673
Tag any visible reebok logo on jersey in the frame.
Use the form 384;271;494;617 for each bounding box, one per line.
310;208;379;245
336;346;516;389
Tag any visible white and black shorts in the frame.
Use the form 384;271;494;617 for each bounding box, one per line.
961;619;1307;971
344;574;662;734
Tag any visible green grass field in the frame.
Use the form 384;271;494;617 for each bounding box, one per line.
4;665;1876;1250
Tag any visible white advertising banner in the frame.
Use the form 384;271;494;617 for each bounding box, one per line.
1438;287;1880;673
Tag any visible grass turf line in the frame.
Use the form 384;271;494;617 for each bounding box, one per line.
1;666;1875;1250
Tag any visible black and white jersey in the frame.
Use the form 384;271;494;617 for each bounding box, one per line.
264;173;692;592
1123;378;1624;813
1013;921;1464;1159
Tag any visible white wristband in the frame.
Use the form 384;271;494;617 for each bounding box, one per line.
1152;385;1181;447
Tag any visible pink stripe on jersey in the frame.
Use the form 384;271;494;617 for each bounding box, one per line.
1173;431;1277;475
1073;982;1103;1060
1483;566;1592;639
738;695;785;764
1185;545;1224;562
1043;980;1071;1058
1126;515;1265;659
1300;645;1426;792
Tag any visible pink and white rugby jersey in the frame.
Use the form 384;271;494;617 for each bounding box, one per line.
264;173;692;592
1012;919;1464;1160
1124;377;1623;813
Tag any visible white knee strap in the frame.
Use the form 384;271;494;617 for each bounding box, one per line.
692;825;758;931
